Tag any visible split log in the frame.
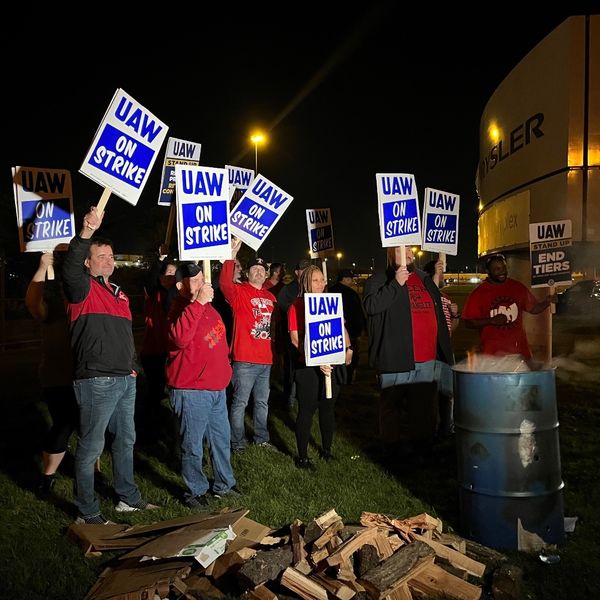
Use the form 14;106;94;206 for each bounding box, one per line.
305;509;341;544
281;566;328;600
291;520;311;575
326;526;381;567
355;544;380;577
312;571;356;600
410;533;485;578
359;540;435;599
313;520;344;549
385;584;413;600
237;546;293;589
373;533;394;560
408;563;482;599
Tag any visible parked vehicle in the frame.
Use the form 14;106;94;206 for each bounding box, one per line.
556;280;600;317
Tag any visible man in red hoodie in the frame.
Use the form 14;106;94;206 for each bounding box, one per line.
220;238;277;453
166;263;238;508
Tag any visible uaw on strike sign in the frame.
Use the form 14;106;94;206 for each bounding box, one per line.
421;187;459;256
12;166;75;252
175;165;230;261
229;174;293;251
304;293;346;367
80;88;168;205
529;220;572;288
376;173;422;247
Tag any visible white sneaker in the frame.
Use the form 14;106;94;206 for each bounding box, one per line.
115;500;160;512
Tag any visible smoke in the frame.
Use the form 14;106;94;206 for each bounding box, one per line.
553;337;600;389
453;353;542;373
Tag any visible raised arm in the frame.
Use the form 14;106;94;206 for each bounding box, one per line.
62;206;104;304
25;253;53;321
363;270;409;316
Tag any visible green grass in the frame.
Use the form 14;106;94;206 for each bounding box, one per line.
1;338;599;599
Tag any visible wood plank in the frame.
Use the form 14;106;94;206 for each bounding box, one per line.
410;533;485;578
280;567;328;600
408;563;482;600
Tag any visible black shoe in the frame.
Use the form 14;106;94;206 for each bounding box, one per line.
212;486;242;499
295;457;314;470
40;474;56;492
231;447;246;455
75;513;114;525
319;450;334;462
185;494;210;509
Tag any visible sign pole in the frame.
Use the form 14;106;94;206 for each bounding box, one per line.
165;203;176;247
203;260;211;285
321;259;328;287
97;187;112;215
45;251;54;281
400;244;406;267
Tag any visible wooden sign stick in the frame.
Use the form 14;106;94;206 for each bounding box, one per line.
164;203;176;247
96;187;112;215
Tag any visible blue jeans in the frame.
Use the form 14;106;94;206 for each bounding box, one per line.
230;362;271;449
73;376;140;518
170;388;236;499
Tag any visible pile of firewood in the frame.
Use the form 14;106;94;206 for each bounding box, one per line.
241;509;486;600
71;507;514;599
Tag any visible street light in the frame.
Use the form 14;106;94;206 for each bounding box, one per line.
250;131;266;174
336;251;343;269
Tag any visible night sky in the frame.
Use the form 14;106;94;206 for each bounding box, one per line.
4;6;594;273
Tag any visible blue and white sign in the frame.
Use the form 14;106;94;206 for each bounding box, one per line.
376;173;421;247
158;137;201;206
421;187;460;255
304;293;346;367
175;165;231;261
80;88;168;206
12;166;75;252
226;165;255;201
306;208;335;259
230;174;293;251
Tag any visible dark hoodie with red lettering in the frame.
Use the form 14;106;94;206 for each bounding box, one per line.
62;235;136;380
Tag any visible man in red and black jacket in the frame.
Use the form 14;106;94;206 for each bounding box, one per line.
62;206;157;524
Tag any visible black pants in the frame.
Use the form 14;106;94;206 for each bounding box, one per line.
378;381;439;446
294;366;340;459
42;385;78;454
140;353;168;406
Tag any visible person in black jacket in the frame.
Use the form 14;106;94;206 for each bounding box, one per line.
139;244;177;433
363;246;454;460
62;206;157;524
329;269;366;383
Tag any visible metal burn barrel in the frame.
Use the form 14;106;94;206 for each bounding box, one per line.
453;366;565;550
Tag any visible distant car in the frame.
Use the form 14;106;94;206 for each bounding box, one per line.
556;280;600;317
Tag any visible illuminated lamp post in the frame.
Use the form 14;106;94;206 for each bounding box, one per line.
250;132;266;174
